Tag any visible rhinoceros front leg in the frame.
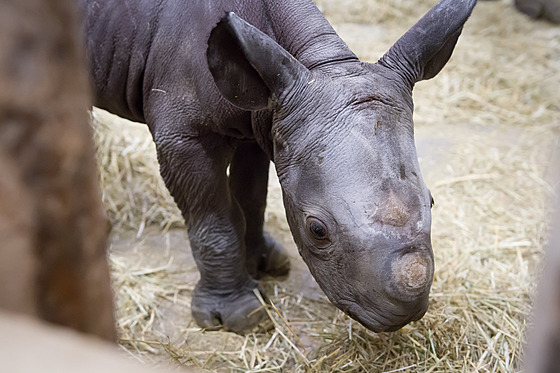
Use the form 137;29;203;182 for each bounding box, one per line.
229;141;290;280
153;132;270;333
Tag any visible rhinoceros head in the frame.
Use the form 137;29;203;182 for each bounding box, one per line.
207;0;476;332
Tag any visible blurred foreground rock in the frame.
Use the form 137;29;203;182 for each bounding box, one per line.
0;0;114;339
0;1;199;371
0;312;181;373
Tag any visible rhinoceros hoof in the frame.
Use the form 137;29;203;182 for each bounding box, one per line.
191;285;273;334
249;232;291;280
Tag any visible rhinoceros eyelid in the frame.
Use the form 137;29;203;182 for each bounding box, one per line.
351;94;400;108
302;207;336;225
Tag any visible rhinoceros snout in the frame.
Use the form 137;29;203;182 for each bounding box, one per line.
368;245;434;331
338;243;433;332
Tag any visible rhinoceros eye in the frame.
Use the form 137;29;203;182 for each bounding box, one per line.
306;217;328;240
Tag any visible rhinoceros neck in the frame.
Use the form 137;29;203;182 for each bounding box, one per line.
263;0;359;70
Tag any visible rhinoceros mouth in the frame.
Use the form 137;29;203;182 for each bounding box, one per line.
337;298;428;333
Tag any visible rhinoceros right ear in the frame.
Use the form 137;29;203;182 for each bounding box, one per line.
207;12;310;111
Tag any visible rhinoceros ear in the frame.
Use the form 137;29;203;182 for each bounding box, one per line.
207;12;310;110
378;0;476;88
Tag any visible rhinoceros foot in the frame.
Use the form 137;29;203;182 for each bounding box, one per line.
191;283;273;334
247;231;290;280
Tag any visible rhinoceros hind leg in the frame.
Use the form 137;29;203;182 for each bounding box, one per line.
251;232;290;280
515;0;544;19
229;141;291;280
515;0;560;24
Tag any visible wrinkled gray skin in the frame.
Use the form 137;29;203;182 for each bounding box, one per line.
80;0;476;334
515;0;560;23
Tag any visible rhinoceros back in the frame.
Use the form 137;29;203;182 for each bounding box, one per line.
80;0;165;123
80;0;276;127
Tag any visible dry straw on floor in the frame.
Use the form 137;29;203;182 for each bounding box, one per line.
93;0;560;371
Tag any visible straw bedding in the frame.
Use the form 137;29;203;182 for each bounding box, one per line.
92;0;560;371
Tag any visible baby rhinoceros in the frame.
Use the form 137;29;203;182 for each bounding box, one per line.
80;0;476;334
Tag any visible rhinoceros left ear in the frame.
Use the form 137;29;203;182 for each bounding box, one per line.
378;0;476;88
207;12;310;110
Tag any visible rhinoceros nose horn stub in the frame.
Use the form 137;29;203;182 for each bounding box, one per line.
392;252;432;294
